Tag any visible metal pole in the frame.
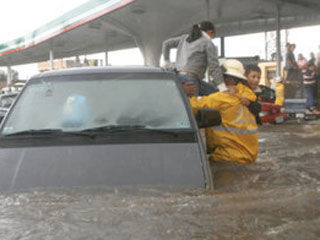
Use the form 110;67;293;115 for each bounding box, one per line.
275;3;282;82
105;51;109;66
49;50;54;70
7;66;12;86
220;37;225;58
265;31;268;60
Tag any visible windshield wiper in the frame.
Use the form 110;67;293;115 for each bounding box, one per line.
81;125;180;136
81;125;145;132
4;129;96;138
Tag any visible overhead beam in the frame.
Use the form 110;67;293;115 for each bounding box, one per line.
102;16;138;39
101;16;143;56
281;0;320;11
264;0;320;12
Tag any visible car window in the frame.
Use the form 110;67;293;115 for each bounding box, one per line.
0;95;16;108
1;78;191;135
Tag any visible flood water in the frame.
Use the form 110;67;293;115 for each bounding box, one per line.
0;120;320;240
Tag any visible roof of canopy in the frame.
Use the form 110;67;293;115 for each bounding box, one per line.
0;0;319;66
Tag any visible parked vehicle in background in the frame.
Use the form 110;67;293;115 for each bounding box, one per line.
0;92;18;123
260;102;287;124
0;82;26;95
0;66;221;193
12;82;26;92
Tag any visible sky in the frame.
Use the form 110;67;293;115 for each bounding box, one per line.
0;0;320;79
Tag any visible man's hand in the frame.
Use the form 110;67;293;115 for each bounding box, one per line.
183;82;196;95
240;97;251;106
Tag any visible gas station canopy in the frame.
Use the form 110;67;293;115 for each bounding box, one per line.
0;0;319;67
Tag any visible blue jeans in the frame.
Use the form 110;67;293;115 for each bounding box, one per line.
305;85;316;110
178;74;218;97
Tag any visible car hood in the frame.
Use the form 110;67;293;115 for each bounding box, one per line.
0;143;209;192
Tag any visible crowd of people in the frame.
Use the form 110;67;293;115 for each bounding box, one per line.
284;42;320;114
162;19;320;188
162;20;265;188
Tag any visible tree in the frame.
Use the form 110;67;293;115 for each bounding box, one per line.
265;30;288;61
0;69;19;89
0;69;19;83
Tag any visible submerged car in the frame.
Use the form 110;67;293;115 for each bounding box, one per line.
0;66;221;192
0;92;18;123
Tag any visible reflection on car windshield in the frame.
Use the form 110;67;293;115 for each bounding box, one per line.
1;78;191;135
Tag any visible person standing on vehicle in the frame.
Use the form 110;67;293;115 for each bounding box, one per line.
162;21;227;97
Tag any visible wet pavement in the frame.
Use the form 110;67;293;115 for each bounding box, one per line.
0;120;320;240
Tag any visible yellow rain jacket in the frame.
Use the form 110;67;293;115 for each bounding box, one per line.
189;83;258;164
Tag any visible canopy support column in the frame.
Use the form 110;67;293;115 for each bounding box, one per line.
7;66;12;86
275;3;282;82
265;32;268;60
220;37;225;58
105;52;109;66
49;50;54;70
138;38;163;67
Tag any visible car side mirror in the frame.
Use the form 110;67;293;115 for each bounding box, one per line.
196;109;221;128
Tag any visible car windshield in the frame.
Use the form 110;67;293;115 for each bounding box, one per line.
0;77;191;135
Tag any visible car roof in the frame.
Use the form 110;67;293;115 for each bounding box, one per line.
31;66;170;79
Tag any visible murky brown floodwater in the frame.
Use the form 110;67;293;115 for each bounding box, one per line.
0;120;320;240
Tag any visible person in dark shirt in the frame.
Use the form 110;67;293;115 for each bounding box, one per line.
242;65;262;125
284;43;302;98
303;62;320;114
309;52;316;66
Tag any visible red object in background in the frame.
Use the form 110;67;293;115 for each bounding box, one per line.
259;102;287;124
256;85;287;124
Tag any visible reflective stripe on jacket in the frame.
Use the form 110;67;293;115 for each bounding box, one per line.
189;83;258;164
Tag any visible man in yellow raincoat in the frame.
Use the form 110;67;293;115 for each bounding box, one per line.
189;59;258;164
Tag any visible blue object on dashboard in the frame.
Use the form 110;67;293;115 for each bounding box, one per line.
61;93;89;127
